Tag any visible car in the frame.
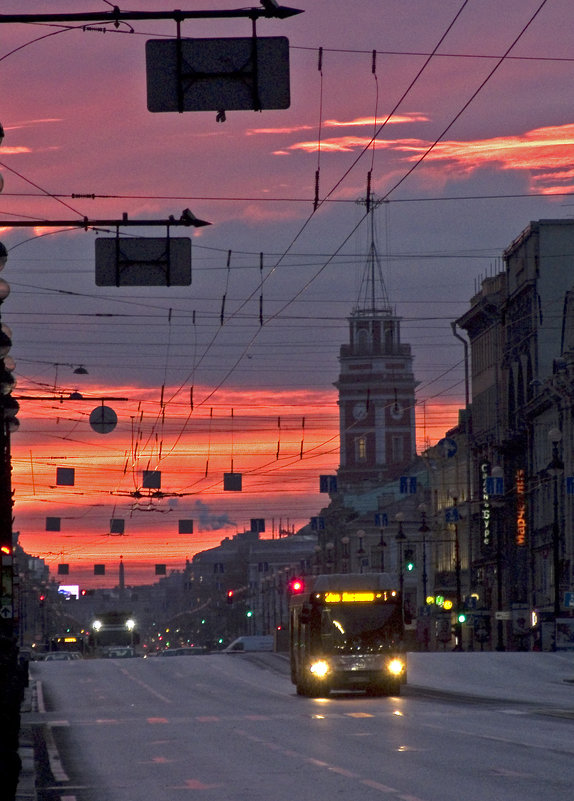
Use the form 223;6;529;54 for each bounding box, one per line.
102;646;137;658
42;651;83;661
177;646;208;655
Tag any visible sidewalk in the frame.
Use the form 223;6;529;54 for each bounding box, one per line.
16;683;37;801
406;651;574;706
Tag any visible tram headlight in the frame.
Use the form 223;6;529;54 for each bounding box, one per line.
309;659;330;678
387;658;405;677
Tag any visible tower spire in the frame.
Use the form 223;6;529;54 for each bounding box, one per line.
354;194;391;316
335;193;417;490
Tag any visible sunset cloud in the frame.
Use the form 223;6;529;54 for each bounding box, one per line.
286;122;574;193
247;113;428;137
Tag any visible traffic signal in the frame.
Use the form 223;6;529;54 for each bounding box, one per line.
288;577;305;594
226;590;234;605
404;548;415;572
457;611;467;624
246;609;253;618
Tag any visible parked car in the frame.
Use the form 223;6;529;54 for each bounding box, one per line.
42;651;83;661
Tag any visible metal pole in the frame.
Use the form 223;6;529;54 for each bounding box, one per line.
395;516;406;625
552;466;561;632
547;429;564;652
454;521;462;650
496;525;505;651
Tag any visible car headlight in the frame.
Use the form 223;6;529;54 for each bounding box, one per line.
387;658;405;676
309;660;330;678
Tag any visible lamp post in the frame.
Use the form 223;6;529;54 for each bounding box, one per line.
547;427;564;648
449;492;463;650
341;536;350;573
491;466;505;651
395;513;406;623
376;528;387;572
418;504;430;604
356;530;366;573
325;541;334;573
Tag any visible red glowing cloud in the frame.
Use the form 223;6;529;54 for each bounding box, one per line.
286;122;574;193
12;380;458;585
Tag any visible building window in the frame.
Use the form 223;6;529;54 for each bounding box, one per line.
391;435;404;463
355;435;367;462
355;327;371;353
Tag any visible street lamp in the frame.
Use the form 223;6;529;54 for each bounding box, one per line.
547;427;564;647
395;513;406;622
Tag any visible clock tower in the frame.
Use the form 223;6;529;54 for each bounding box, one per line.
335;205;417;491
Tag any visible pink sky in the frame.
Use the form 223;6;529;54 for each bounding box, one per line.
2;0;574;583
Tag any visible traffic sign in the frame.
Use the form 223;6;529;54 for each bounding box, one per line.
564;592;574;609
485;476;504;495
146;37;290;112
437;437;457;458
0;600;13;619
89;405;118;434
399;476;417;494
445;507;459;523
96;237;191;286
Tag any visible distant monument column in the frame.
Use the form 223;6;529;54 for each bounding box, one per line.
119;555;125;600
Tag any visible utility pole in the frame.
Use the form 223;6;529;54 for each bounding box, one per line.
0;241;23;799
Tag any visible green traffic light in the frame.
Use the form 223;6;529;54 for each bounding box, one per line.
457;612;467;623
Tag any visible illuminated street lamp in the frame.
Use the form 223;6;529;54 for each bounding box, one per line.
547;427;564;647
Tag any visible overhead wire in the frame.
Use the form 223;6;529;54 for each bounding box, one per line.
3;2;553;550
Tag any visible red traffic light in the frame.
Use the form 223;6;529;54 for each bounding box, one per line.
226;589;234;604
289;578;304;594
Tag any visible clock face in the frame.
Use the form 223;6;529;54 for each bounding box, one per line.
352;402;368;420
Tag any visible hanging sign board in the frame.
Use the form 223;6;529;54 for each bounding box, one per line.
146;37;290;112
95;237;191;286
